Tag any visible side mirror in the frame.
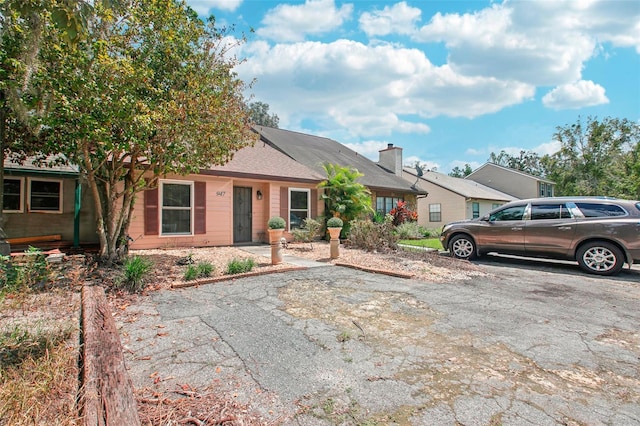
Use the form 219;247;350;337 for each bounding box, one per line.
481;215;490;222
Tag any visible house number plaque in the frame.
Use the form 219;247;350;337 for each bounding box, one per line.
216;191;226;196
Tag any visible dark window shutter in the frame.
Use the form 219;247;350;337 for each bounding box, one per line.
144;188;159;235
311;189;318;219
194;181;206;234
280;186;288;228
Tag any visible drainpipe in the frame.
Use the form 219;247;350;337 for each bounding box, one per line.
73;179;81;248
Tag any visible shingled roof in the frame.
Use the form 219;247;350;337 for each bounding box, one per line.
254;126;426;194
404;168;516;201
205;141;324;183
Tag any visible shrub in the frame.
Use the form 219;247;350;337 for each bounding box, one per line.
226;258;256;275
326;217;343;228
0;247;52;297
389;201;418;226
268;216;286;229
395;222;424;240
347;217;398;252
292;217;322;246
120;255;153;292
183;261;215;281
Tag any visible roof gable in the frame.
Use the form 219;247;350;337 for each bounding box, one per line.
466;162;554;184
404;168;516;201
254;126;426;194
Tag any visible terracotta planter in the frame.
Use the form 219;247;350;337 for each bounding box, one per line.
268;228;284;264
328;227;342;259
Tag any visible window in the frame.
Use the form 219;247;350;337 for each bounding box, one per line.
29;179;62;212
429;203;441;222
376;196;402;214
3;178;23;212
289;188;310;230
161;181;193;235
490;205;526;221
575;202;626;218
538;182;553;197
472;202;480;219
492;203;501;210
531;204;572;220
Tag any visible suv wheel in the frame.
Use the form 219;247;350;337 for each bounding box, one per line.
449;234;477;260
576;241;624;276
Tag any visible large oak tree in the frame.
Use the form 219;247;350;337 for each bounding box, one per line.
39;0;256;263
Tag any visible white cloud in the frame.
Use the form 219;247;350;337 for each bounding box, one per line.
542;80;609;110
413;0;640;85
343;140;388;159
236;39;534;137
257;0;353;42
465;147;485;156
188;0;242;14
359;1;422;37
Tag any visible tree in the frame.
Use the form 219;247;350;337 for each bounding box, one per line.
39;0;256;263
541;116;640;197
449;164;473;178
318;163;373;237
0;0;98;253
248;101;279;128
488;150;546;177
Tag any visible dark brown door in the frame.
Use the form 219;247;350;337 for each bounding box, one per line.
233;187;252;243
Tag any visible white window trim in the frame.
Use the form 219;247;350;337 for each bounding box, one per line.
429;203;441;222
28;177;63;213
159;179;194;236
289;187;310;232
3;177;24;213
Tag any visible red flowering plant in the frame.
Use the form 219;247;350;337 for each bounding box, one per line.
389;201;418;226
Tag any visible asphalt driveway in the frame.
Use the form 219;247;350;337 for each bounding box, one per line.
118;256;640;425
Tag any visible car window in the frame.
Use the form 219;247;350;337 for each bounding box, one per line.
531;204;572;220
490;205;525;221
575;202;627;218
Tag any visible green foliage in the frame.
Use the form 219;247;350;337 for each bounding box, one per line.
318;163;373;237
389;200;418;226
268;216;286;229
449;164;473;178
184;261;215;281
226;258;256;275
347;217;398;252
248;101;279;127
488;150;546;177
120;255;153;292
0;247;51;297
36;0;257;263
292;218;322;246
541;116;640;198
326;217;343;228
395;222;424;239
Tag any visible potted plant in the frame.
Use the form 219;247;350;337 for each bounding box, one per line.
267;216;286;264
326;216;343;259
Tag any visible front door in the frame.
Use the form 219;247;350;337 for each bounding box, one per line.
233;187;252;243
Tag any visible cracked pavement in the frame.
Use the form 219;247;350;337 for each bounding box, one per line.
116;256;640;424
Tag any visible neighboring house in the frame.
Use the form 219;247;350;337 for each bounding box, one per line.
254;126;427;217
465;163;555;199
402;168;516;230
2;156;98;249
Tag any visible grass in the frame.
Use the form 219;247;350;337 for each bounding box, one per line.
399;238;443;250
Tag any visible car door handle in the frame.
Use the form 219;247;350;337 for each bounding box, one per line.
511;227;523;231
558;226;571;230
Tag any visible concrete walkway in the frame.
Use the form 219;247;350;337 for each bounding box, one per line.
238;244;331;268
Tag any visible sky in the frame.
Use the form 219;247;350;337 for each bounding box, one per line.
185;0;640;173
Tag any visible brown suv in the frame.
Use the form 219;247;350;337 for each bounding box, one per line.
440;197;640;275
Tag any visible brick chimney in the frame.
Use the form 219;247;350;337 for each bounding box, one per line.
378;143;403;176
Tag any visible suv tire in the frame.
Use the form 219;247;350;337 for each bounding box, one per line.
449;234;477;260
576;241;624;276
